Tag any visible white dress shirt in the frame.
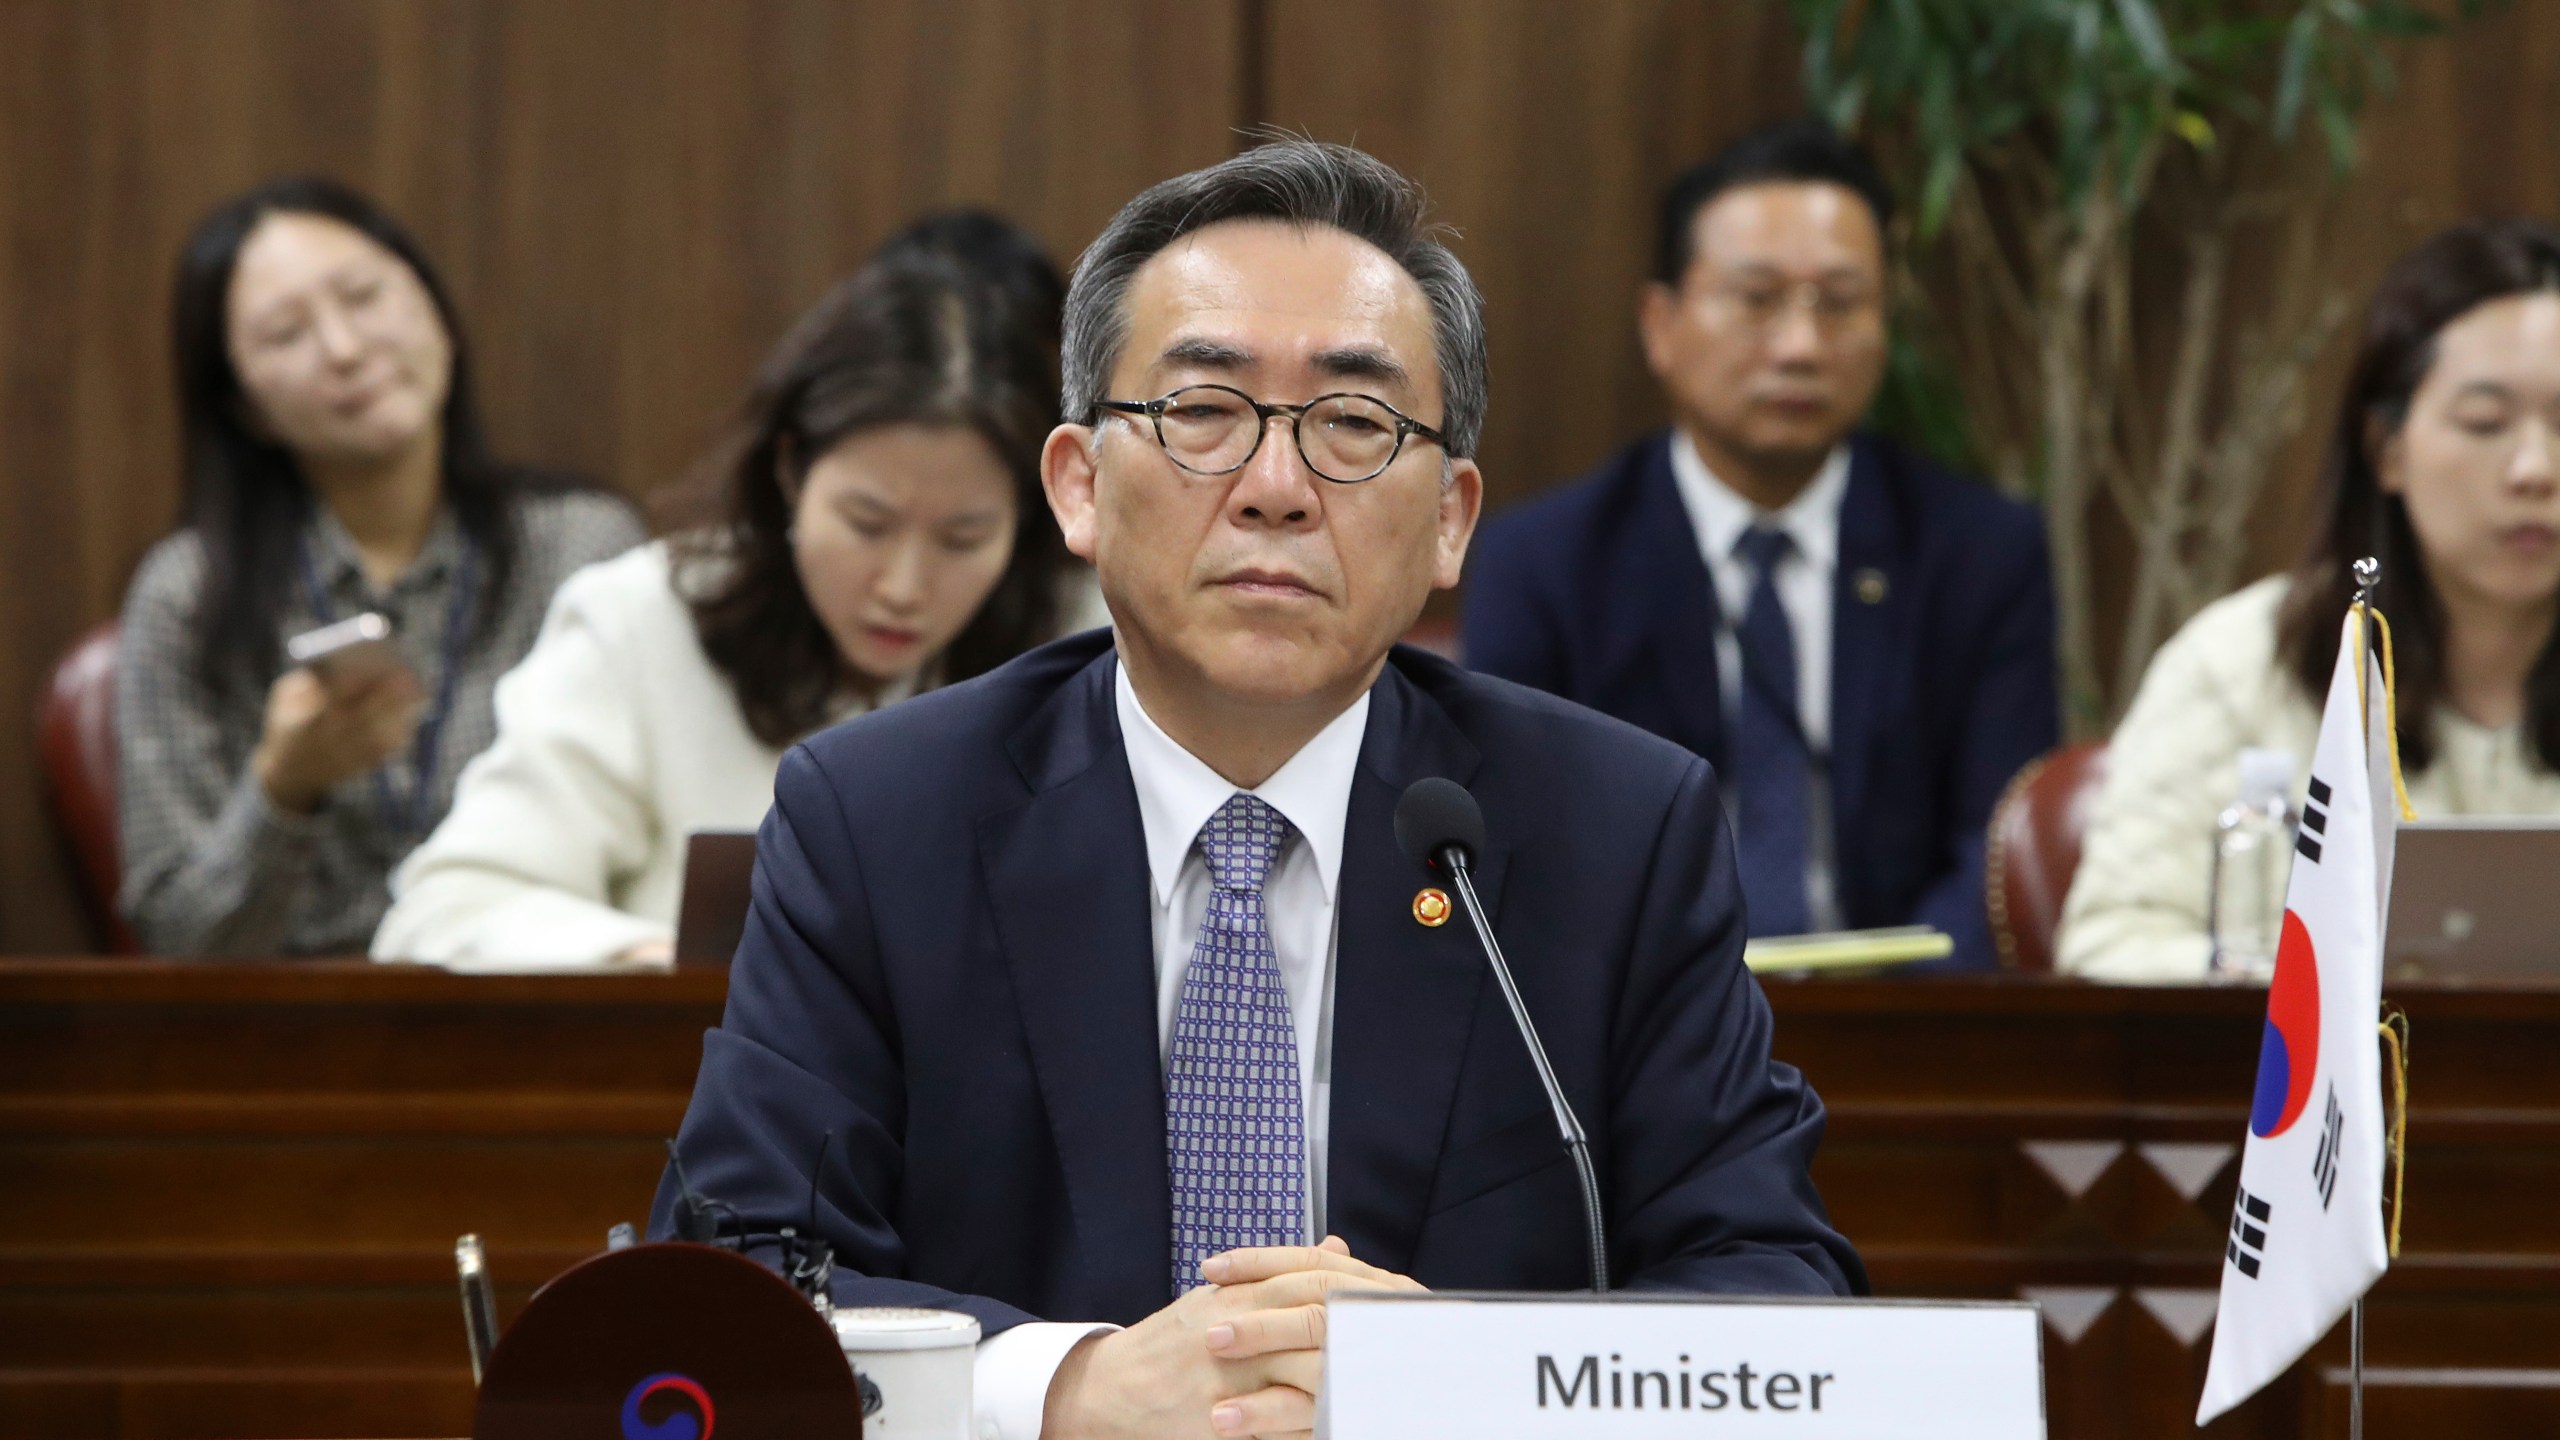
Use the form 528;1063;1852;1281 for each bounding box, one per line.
1666;430;1851;932
971;658;1369;1440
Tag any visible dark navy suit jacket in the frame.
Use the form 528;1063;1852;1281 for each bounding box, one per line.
1462;430;2059;970
648;630;1863;1334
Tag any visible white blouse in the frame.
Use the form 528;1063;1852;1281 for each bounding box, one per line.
2058;575;2560;983
370;540;891;968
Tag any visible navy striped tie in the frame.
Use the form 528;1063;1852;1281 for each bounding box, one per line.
1732;525;1812;937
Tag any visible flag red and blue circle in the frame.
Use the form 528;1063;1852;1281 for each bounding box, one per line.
621;1373;714;1440
2249;909;2322;1138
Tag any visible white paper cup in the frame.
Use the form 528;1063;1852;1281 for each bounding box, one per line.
832;1305;980;1439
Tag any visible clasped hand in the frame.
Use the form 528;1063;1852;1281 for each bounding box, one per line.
1043;1235;1426;1440
252;665;426;815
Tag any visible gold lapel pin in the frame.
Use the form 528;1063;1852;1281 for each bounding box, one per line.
1413;888;1452;927
1855;568;1890;605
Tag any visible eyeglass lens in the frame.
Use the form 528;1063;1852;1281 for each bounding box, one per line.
1154;386;1406;482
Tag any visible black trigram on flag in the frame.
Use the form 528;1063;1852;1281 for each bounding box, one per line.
2296;775;2332;864
2228;1186;2273;1279
2312;1083;2345;1210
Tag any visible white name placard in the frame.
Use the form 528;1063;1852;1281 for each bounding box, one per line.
1322;1292;2043;1439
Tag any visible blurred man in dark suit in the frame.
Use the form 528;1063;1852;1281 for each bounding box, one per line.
1463;120;2058;970
653;140;1861;1440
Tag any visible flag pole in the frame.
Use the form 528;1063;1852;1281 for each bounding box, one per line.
2350;1296;2367;1440
2352;554;2382;1440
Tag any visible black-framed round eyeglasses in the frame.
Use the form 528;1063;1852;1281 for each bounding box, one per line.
1093;383;1448;484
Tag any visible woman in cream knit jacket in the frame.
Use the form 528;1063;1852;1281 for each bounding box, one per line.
373;213;1095;967
2062;220;2560;983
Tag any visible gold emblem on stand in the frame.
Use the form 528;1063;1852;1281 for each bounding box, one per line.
1413;888;1452;927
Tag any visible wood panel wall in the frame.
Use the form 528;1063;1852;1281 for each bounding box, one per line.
0;0;1246;952
4;0;2558;951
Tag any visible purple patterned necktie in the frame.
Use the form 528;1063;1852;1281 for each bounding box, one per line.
1166;792;1306;1296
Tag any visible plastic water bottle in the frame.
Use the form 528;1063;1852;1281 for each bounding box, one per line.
2208;747;2297;982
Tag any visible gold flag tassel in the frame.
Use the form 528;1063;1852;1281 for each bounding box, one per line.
2377;1009;2411;1259
2350;598;2420;823
2354;566;2415;1259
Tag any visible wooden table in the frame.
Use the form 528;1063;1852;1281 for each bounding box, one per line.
1;961;2552;1439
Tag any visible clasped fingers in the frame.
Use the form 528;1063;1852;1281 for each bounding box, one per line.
1207;1381;1314;1440
1219;1265;1420;1320
1206;1300;1327;1360
1203;1240;1430;1293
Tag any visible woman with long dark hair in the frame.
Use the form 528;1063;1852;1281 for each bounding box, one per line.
373;212;1090;967
2062;219;2560;981
118;177;643;955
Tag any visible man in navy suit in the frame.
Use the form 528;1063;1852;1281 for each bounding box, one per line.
653;140;1861;1440
1463;120;2059;971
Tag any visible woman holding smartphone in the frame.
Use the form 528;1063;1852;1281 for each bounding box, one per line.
117;177;643;955
372;213;1088;967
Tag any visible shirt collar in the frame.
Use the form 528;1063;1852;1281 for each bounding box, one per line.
302;502;465;599
1114;657;1369;908
1666;429;1851;574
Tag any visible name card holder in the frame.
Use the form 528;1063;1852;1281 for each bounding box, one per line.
1322;1292;2043;1439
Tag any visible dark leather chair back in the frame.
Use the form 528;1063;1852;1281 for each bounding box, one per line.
38;622;138;953
1985;742;2108;973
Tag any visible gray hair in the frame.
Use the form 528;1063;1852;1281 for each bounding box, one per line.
1061;139;1488;459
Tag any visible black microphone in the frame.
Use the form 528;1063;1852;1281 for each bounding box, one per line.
1395;777;1609;1293
663;1139;732;1245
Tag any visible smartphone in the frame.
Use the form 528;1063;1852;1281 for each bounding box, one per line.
284;613;413;693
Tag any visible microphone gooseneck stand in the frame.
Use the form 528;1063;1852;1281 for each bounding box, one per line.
1433;843;1609;1294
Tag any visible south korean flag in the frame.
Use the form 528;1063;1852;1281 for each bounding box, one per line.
2197;608;2397;1424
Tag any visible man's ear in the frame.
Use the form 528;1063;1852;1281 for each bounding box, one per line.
1041;423;1103;562
1431;457;1484;592
1636;281;1682;383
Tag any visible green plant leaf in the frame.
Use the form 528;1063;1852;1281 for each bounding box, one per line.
2319;92;2361;170
1918;147;1964;239
1867;322;1983;479
1972;97;2034;141
2273;7;2321;137
2112;0;2179;77
2361;1;2448;36
2183;16;2290;66
1833;76;1870;132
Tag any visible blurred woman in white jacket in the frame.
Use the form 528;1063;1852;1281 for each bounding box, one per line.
373;213;1094;967
2061;220;2560;982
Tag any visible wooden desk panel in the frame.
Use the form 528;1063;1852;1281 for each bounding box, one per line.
1776;976;2560;1439
0;961;720;1438
2;961;2553;1439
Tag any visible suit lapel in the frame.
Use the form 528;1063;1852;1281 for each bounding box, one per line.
1828;437;1905;859
1602;435;1725;767
976;652;1168;1321
1325;660;1504;1273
